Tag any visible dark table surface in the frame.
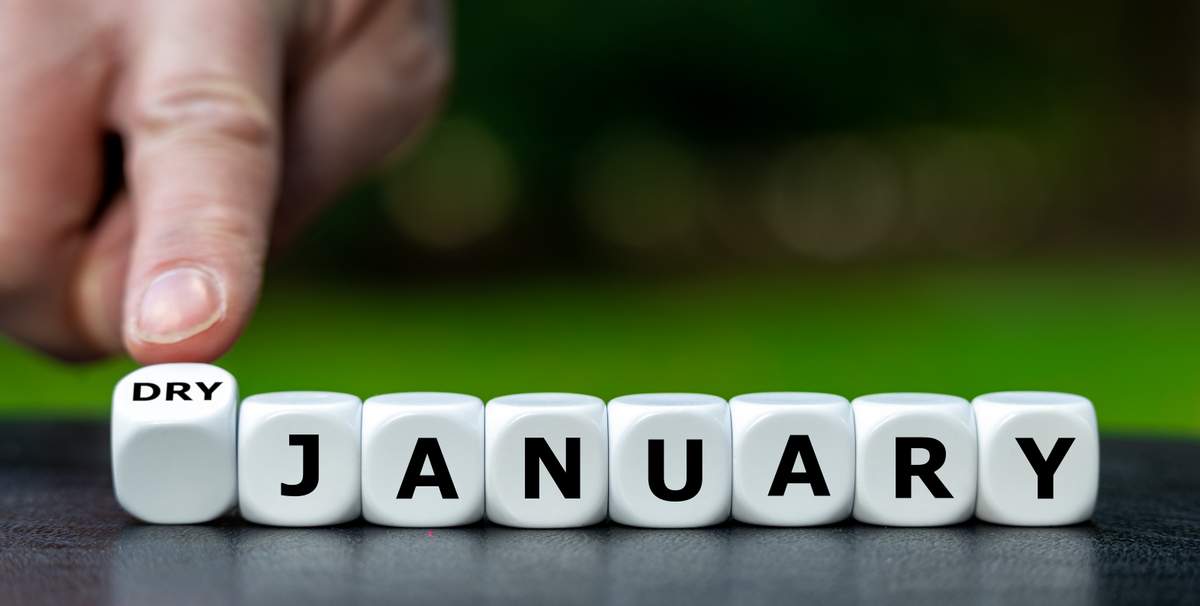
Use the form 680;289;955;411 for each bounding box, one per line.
1;422;1198;606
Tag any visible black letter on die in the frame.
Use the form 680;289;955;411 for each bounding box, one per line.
281;434;319;497
896;437;952;498
165;382;191;401
133;383;160;401
769;435;831;497
1016;437;1075;499
648;439;703;502
524;438;581;499
397;438;459;499
195;381;222;401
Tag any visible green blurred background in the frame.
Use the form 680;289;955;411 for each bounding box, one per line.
3;2;1199;435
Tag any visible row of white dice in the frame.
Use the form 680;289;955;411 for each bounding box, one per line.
112;364;1099;528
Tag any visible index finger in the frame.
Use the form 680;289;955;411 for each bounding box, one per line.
112;0;288;363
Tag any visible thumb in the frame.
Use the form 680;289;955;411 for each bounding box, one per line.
115;1;285;363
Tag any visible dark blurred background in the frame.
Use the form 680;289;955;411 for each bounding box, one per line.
4;1;1199;433
301;1;1200;272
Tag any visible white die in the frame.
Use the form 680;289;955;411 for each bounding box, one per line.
362;392;484;527
238;392;362;526
608;393;732;528
111;363;238;524
852;393;977;526
730;392;854;526
973;391;1099;526
485;393;608;528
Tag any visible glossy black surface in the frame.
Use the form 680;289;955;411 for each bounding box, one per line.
1;422;1198;605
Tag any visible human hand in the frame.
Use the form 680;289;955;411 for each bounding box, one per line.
0;0;448;363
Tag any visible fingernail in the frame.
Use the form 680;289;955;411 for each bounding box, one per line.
134;267;225;344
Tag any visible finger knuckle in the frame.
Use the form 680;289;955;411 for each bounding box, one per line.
150;204;266;267
364;27;450;144
129;77;277;149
